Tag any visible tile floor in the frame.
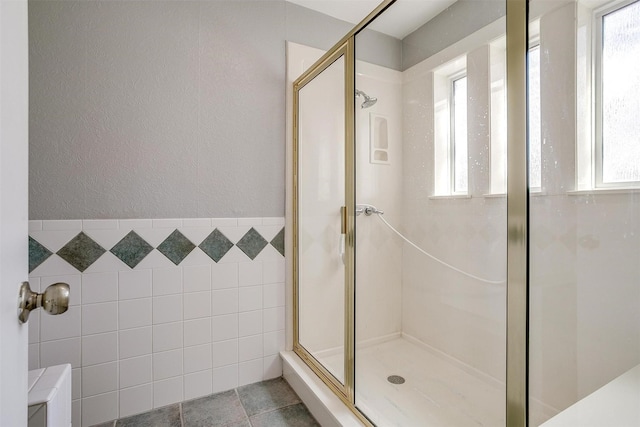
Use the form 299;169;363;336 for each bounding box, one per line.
92;377;319;427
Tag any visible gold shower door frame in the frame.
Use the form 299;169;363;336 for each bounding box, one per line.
292;0;529;425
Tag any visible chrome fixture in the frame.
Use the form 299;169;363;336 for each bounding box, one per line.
18;281;70;323
355;204;384;216
355;89;377;109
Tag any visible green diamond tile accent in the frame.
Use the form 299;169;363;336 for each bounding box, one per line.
29;237;53;273
157;229;195;265
199;229;234;263
270;228;285;257
57;232;106;272
110;231;154;268
236;228;268;260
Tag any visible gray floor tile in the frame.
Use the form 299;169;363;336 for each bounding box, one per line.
182;389;248;427
249;403;320;427
237;377;301;417
115;404;181;427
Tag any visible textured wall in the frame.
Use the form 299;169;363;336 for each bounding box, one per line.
28;1;401;220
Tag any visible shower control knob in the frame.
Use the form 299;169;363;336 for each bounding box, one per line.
18;281;70;323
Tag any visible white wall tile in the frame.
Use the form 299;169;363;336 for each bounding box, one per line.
184;291;211;320
153;349;183;381
263;283;285;308
263;330;285;357
212;289;238;315
117;330;151;364
119;298;152;329
153;376;183;409
29;311;40;344
263;355;282;380
119;355;152;389
184;318;211;347
180;248;214;266
82;362;118;397
30;255;80;278
262;217;284;226
72;400;81;427
183;264;211;293
183;218;211;228
179;227;212;246
153;322;183;353
119;383;153;418
82;219;119;230
239;311;262;337
262;260;285;284
119;270;152;300
29;344;40;370
84;230;127;254
29;220;43;232
82;302;118;335
40;337;81;368
217;226;248;243
237;218;262;226
71;368;81;400
41;275;81;306
263;307;285;332
81;391;118;427
82;272;118;304
82;332;118;366
211;263;238;289
212;314;238;342
84;252;129;274
133;249;174;269
211;218;237;227
239;335;263;362
184;369;212;400
254;225;282;242
239;262;262;287
153;219;183;229
153;294;183;324
218;247;250;263
239;359;263;386
43;220;83;231
239;286;262;312
153;267;183;296
40;306;81;341
184;344;212;374
212;364;238;393
119;219;152;230
212;339;238;368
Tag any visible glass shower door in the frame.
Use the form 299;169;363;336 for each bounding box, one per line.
293;43;354;393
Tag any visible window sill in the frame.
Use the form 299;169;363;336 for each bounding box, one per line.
483;190;546;198
429;194;472;200
567;188;640;196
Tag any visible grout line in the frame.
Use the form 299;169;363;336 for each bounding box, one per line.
179;402;185;427
234;388;252;425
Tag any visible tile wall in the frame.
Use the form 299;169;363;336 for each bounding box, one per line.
27;217;286;427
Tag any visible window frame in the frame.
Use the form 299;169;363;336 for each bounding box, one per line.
593;0;640;188
449;71;468;195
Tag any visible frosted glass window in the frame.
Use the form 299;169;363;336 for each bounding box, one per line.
453;76;468;193
601;0;640;183
528;46;541;189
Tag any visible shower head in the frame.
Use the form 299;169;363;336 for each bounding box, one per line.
355;89;377;109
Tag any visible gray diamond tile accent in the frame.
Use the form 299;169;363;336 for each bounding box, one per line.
56;232;106;272
157;229;195;265
236;228;268;260
110;231;154;268
270;227;285;257
29;237;53;273
199;229;234;262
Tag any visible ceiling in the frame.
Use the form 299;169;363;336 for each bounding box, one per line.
287;0;458;39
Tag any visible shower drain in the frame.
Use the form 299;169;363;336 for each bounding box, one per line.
387;375;405;384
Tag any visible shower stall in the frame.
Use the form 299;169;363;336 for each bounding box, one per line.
287;0;640;425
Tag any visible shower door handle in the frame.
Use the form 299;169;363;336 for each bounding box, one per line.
339;206;347;265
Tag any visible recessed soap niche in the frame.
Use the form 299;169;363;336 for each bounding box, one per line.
369;113;390;165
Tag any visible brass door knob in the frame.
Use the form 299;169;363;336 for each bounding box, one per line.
18;281;70;323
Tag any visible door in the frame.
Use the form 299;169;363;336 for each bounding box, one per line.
0;0;30;424
293;40;356;399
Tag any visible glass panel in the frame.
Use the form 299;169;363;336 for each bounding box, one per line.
453;76;468;193
297;55;346;384
529;0;640;424
601;0;640;183
529;45;541;189
354;1;507;424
